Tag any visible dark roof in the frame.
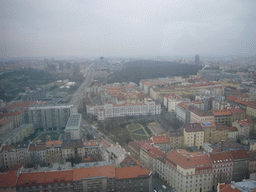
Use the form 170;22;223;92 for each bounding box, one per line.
61;139;83;149
183;123;203;132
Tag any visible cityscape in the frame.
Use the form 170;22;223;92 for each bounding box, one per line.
1;1;256;192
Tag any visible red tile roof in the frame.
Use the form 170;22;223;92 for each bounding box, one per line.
115;166;150;180
0;145;15;152
209;151;234;164
226;106;245;114
29;144;46;151
212;110;232;116
0;118;12;126
216;124;229;131
147;147;164;159
1;111;24;117
228;126;238;132
73;165;116;181
166;149;211;170
218;183;242;192
0;170;19;188
44;170;73;183
17;172;46;186
230;149;249;160
152;135;170;144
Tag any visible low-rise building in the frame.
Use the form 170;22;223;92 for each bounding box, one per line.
104;144;128;167
83;140;100;157
128;140;151;161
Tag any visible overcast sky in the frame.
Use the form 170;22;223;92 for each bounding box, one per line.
1;0;256;58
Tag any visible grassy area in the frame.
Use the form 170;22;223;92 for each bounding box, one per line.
127;123;150;141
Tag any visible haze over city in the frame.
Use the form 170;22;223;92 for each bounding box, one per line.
1;0;256;58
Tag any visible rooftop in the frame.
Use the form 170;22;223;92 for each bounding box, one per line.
184;123;203;132
230;149;249;160
152;135;170;144
209;151;234;164
0;170;19;188
115;166;151;180
212;109;232;116
65;113;81;131
73;165;116;181
166;149;211;170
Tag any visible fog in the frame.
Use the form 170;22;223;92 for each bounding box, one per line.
1;0;256;58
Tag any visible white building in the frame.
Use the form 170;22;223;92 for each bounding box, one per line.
87;98;161;120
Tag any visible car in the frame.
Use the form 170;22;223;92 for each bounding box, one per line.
154;187;158;191
161;185;167;190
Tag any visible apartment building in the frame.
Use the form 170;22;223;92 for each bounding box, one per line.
28;105;72;131
65;113;82;140
227;106;246;123
169;130;184;150
45;140;63;165
183;123;204;149
128;140;151;160
228;127;238;140
151;135;170;151
83;140;100;157
212;110;232;126
165;149;212;192
190;107;214;124
140;144;164;174
1;110;24;128
209;151;234;191
0;118;13;135
28;143;46;164
73;165;116;192
1;142;30;168
87;98;161;120
115;166;152;192
163;94;190;112
248;150;256;174
61;139;83;160
176;102;191;124
0;124;34;145
246;101;256;117
229;149;249;182
232;119;250;138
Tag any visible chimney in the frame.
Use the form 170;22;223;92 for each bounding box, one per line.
221;140;224;151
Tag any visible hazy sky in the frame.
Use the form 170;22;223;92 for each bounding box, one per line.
1;0;256;58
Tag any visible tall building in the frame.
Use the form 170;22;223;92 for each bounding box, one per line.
28;105;72;131
195;54;200;65
65;113;82;140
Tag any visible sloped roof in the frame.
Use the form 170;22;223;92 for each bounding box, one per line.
230;149;249;160
115;166;150;180
0;170;19;188
73;165;116;181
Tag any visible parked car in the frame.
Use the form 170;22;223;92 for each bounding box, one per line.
161;185;167;190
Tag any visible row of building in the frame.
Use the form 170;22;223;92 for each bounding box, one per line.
0;164;152;192
128;139;254;191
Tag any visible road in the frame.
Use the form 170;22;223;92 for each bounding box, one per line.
69;64;95;113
